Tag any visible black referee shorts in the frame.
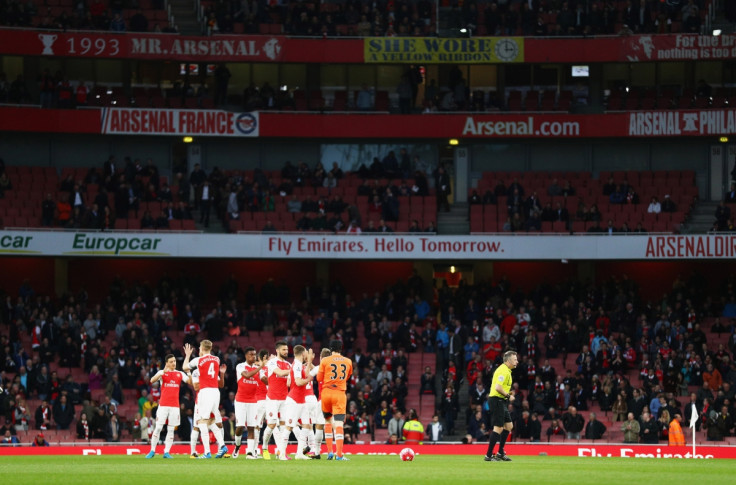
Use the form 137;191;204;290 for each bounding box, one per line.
489;396;512;428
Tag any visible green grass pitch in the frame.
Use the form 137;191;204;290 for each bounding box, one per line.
0;455;732;484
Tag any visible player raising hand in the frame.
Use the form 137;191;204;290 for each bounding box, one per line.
184;341;229;459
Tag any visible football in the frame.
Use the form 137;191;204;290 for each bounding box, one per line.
400;447;415;461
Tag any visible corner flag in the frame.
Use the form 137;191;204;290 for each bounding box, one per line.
689;404;698;429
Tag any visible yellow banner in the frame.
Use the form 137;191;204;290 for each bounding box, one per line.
364;37;524;64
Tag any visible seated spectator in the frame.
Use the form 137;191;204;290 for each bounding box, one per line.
482;190;496;205
286;195;302;212
154;211;169;229
609;185;626;204
377;219;393;233
469;190;482;204
141;210;155;229
174;202;192;220
262;220;277;233
561;181;575;197
583;205;600;223
661;194;677;212
647;196;661;214
604;219;616;235
626;186;639;204
345;220;361;234
602;176;616;195
32;433;49;447
109;12;126;31
1;430;20;445
356;84;373;110
547;178;562;196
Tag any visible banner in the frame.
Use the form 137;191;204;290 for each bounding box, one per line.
1;107;735;139
620;34;736;62
1;29;733;64
364;37;524;63
0;29;363;63
100;108;258;136
627;110;736;137
1;443;734;458
2;232;736;261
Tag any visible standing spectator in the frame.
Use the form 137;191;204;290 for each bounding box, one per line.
34;400;51;430
621;412;640;443
106;414;121;442
639;410;659;444
584;412;607;440
419;366;435;395
189;164;206;207
435;165;451;212
129;9;148;31
388;411;405;440
91;407;109;439
214;64;231;106
77;412;90;440
425;414;444;442
52;394;74;430
561;405;584;440
546;419;565;439
39;68;56;108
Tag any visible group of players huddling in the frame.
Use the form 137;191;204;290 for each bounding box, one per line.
144;338;352;460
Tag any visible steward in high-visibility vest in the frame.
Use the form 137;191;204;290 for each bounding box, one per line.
403;409;424;445
669;414;686;446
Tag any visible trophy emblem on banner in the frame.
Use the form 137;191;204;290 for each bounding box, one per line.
38;34;58;55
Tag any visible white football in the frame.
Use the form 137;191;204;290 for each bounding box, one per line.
400;447;415;461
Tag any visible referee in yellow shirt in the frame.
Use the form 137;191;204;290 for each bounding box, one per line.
484;350;518;462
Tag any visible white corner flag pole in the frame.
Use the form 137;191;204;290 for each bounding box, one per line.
690;403;698;456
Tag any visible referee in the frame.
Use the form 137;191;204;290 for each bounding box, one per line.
484;350;518;462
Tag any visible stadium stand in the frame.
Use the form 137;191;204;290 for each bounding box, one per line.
1;265;734;445
469;170;696;234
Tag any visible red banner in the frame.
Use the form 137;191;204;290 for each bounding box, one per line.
0;29;363;63
2;107;735;138
1;443;735;459
0;107;100;133
2;28;732;63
